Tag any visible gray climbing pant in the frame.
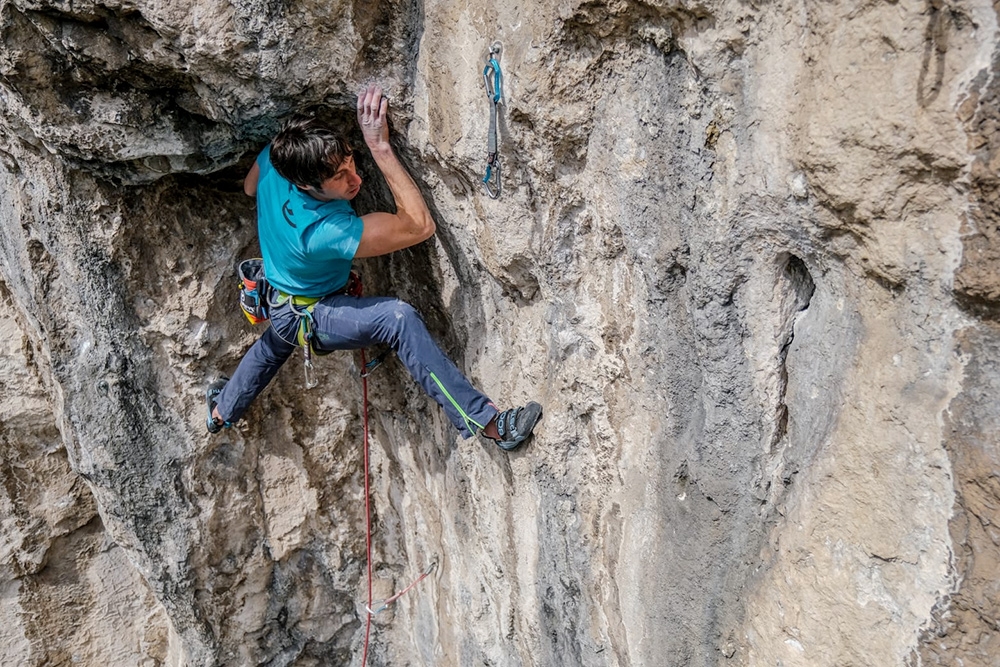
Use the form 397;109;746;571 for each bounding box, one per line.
214;294;498;438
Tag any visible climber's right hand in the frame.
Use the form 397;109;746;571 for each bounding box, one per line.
357;83;390;154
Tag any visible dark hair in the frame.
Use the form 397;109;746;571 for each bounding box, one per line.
270;114;353;190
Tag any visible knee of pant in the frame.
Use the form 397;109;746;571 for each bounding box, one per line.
261;346;292;364
379;300;421;342
259;330;296;363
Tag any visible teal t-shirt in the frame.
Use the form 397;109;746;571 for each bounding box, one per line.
255;146;364;297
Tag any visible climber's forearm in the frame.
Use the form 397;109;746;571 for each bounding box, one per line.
370;145;435;236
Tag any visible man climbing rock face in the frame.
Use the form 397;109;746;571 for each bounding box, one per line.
206;83;541;450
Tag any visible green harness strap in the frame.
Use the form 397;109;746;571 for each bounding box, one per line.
273;291;324;389
275;291;323;348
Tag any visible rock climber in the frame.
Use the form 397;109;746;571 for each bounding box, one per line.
205;83;541;450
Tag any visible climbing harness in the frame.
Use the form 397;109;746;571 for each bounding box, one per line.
271;271;365;389
242;267;388;390
482;42;503;199
285;297;324;389
359;347;438;666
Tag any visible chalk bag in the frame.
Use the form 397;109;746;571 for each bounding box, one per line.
238;258;270;325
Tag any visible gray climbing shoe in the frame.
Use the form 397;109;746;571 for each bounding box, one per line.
492;402;542;451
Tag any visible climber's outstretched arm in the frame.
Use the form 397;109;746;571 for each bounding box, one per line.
354;83;436;258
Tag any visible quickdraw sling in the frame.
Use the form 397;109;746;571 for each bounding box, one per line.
482;42;503;199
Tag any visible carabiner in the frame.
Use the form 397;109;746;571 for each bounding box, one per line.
482;47;503;105
365;558;439;616
365;600;389;616
483;155;501;199
303;344;318;389
360;350;391;378
298;315;319;389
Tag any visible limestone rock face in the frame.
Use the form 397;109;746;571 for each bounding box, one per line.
0;0;998;665
0;291;178;665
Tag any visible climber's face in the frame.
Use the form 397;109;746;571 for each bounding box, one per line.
304;155;363;201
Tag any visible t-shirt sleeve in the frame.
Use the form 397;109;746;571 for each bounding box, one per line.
340;212;364;260
256;146;272;175
311;210;364;261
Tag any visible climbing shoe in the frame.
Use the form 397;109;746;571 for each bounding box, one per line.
492;401;543;451
205;377;231;434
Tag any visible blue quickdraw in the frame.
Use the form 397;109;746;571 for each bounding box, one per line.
482;42;503;199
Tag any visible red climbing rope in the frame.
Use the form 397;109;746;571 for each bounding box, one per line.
357;348;438;665
361;348;374;666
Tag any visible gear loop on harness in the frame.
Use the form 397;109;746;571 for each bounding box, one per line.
482;41;503;199
283;297;322;388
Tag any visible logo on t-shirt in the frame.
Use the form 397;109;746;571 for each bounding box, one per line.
281;200;296;228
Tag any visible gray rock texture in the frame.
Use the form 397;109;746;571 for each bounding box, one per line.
0;0;998;665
